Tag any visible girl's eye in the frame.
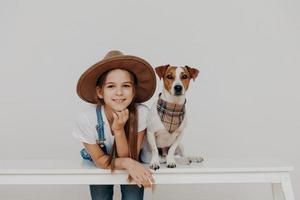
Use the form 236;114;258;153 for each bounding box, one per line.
166;75;173;79
123;84;131;87
107;85;114;88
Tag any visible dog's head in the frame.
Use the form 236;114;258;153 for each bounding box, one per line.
155;65;199;96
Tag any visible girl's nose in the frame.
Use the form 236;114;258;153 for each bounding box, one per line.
116;87;123;95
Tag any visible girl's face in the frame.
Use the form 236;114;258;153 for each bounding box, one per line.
96;69;135;112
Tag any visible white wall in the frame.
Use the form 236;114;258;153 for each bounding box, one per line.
0;0;299;199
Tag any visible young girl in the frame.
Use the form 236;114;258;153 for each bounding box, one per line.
73;50;157;200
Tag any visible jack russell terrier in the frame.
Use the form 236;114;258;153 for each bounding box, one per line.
141;64;204;170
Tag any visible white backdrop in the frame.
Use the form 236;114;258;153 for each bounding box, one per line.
0;0;299;199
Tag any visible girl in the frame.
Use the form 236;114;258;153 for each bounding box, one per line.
73;50;157;200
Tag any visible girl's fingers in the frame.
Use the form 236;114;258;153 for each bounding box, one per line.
145;173;154;184
118;109;127;119
139;171;152;186
135;172;148;186
145;170;155;183
135;179;143;188
145;170;151;176
145;169;154;176
115;110;127;123
113;112;124;126
131;169;153;188
138;175;146;184
146;173;153;180
142;179;152;188
112;112;117;119
133;174;143;186
142;182;151;188
141;174;149;183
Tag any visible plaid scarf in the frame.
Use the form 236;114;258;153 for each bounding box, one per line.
157;93;186;133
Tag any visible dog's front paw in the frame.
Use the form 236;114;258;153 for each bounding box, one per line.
166;156;176;168
149;156;160;170
149;161;160;170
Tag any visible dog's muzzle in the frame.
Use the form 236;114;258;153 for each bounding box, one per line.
174;85;183;95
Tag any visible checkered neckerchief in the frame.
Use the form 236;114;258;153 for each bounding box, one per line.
156;93;186;133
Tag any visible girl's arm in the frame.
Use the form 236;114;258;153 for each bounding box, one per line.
83;142;154;188
111;109;129;158
83;142;130;169
84;127;146;168
114;129;129;157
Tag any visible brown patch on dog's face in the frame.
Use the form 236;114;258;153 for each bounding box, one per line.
181;66;199;92
155;65;177;93
180;67;192;91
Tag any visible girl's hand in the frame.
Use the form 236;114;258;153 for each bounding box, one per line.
125;159;155;188
111;109;129;133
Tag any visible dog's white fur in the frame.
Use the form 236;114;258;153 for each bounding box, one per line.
141;65;202;170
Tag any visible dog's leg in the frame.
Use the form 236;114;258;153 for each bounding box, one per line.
174;144;204;164
166;133;184;168
174;144;188;165
174;144;192;165
175;143;184;157
147;131;160;170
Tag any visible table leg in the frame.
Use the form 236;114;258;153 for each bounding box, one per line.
272;183;284;200
272;174;295;200
281;175;295;200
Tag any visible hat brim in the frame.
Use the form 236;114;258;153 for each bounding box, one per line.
77;55;156;104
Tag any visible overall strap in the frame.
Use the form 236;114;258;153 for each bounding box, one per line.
79;106;108;161
96;106;107;154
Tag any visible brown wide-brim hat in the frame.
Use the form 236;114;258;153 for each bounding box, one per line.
77;50;156;104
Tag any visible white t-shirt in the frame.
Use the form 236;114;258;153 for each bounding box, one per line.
72;103;149;154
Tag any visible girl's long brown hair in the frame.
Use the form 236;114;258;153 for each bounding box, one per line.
95;69;139;171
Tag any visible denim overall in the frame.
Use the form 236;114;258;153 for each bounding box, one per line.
80;106;144;200
80;106;107;160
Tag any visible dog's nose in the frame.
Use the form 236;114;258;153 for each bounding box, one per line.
174;85;183;93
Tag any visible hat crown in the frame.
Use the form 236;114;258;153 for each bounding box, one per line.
103;50;124;60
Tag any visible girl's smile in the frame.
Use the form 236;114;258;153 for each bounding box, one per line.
112;98;126;103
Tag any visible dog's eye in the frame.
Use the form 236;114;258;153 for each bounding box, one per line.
166;75;173;79
181;74;188;79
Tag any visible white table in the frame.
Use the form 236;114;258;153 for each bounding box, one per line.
0;158;295;200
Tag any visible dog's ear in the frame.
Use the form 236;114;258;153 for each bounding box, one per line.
185;65;199;81
155;64;170;80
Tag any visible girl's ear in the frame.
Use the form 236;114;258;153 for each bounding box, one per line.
96;86;103;99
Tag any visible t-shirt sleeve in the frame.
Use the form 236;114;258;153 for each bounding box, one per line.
137;104;150;133
72;112;97;144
